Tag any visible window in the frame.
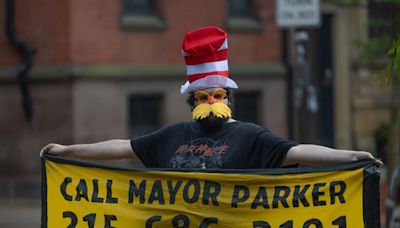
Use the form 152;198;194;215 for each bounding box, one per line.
366;0;400;58
226;0;261;32
123;0;155;15
128;94;163;138
229;0;252;17
233;91;261;124
120;0;165;30
368;0;392;39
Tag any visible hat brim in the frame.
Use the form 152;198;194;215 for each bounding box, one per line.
180;75;238;94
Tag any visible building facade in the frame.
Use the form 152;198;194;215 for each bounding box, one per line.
0;0;394;203
0;0;288;199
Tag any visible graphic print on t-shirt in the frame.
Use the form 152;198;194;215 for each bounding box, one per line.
168;138;229;168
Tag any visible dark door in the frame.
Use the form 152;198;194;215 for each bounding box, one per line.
316;14;334;147
291;14;334;147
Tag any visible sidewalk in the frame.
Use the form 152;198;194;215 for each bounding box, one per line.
0;201;41;228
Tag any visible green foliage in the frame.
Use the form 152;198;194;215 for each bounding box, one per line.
339;0;400;8
368;17;391;30
355;35;392;65
340;0;362;6
382;38;400;84
387;0;400;6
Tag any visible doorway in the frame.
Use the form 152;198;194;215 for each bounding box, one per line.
291;14;334;147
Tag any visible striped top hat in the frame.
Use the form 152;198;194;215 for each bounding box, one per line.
180;26;238;94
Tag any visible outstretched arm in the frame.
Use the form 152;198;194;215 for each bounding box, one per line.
40;139;138;161
283;144;383;166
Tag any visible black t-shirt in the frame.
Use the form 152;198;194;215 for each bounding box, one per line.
130;121;297;169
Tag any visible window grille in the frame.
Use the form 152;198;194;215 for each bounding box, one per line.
128;94;162;138
233;91;261;124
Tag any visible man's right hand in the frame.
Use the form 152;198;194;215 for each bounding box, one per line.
40;143;67;157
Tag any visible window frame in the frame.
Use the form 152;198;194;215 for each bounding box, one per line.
128;93;163;138
225;0;262;32
233;90;262;124
120;0;166;31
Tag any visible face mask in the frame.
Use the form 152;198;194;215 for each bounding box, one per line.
192;88;232;120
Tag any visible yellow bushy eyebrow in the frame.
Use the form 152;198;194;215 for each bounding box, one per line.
194;88;227;101
211;88;227;97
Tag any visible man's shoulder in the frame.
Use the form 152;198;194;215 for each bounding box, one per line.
233;121;265;130
160;121;196;132
229;121;269;134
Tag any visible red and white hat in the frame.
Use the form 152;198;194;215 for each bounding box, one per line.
180;26;238;94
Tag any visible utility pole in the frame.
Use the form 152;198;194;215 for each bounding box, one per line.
276;0;321;142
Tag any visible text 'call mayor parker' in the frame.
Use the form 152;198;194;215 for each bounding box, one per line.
60;177;346;209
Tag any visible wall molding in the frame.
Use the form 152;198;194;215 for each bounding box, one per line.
0;63;286;81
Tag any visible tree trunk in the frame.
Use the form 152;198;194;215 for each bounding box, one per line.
388;64;400;176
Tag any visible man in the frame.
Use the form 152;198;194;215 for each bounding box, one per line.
40;26;383;169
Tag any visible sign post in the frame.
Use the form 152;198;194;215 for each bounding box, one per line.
276;0;321;141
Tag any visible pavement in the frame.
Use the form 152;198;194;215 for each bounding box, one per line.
0;201;41;228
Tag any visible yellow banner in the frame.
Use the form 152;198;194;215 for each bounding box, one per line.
42;156;379;228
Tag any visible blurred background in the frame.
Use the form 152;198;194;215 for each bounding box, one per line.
0;0;399;227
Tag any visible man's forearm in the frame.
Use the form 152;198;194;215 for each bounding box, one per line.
42;140;137;160
67;140;132;159
283;144;378;166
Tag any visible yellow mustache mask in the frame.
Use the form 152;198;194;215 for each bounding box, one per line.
192;88;232;120
192;102;232;120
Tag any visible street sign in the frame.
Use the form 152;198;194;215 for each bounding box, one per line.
276;0;320;28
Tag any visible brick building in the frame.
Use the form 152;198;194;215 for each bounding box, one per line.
0;0;394;205
0;0;288;200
